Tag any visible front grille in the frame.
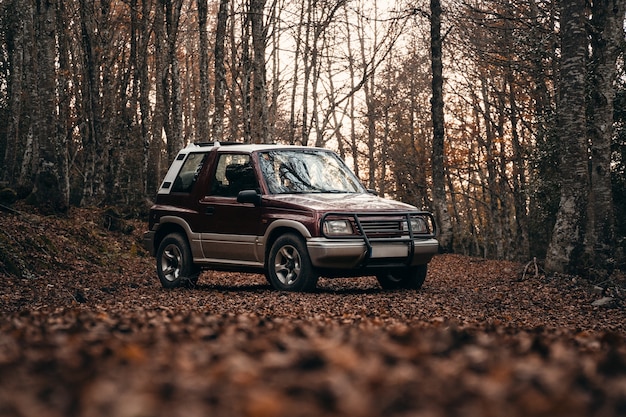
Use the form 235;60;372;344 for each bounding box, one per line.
358;219;404;237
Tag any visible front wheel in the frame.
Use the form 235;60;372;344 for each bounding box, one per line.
156;233;199;288
377;265;427;290
267;233;318;292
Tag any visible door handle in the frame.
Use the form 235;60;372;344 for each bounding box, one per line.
205;206;215;215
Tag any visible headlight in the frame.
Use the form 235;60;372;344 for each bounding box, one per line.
323;219;353;236
403;217;428;233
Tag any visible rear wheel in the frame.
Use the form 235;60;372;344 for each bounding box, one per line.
267;233;318;292
377;265;427;290
156;233;199;288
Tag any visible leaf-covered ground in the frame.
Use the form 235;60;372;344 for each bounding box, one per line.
1;207;625;417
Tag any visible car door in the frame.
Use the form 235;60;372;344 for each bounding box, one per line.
198;153;264;265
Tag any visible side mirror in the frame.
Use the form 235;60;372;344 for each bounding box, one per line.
367;188;378;196
237;190;262;206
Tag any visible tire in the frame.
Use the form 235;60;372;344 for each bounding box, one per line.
156;233;199;289
267;233;318;292
377;265;427;290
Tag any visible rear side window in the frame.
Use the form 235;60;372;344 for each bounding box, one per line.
210;154;258;197
171;152;208;193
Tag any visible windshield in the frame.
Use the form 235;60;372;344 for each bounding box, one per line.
259;149;365;194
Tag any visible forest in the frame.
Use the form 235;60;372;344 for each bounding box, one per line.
0;0;625;276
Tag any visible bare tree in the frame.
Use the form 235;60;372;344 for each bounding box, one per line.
584;0;624;271
55;0;73;209
430;0;453;251
151;0;167;192
250;0;269;143
79;0;108;205
138;0;154;195
31;0;68;213
164;0;184;161
1;0;25;186
197;0;211;142
357;1;378;190
545;0;589;273
240;1;253;142
212;0;229;142
18;0;39;196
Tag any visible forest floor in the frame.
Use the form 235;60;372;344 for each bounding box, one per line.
1;205;626;417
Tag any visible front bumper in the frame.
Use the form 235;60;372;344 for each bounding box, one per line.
307;237;439;270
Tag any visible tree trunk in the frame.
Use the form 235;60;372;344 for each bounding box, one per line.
18;0;38;190
2;0;25;185
430;0;453;251
250;0;268;143
288;0;305;145
241;6;252;143
79;0;101;206
268;2;280;142
228;3;240;141
165;0;183;161
197;0;211;143
212;0;229;143
479;76;505;259
344;5;358;177
300;0;312;146
360;14;377;191
139;0;153;195
506;69;530;260
545;0;589;274
585;0;623;271
55;0;71;209
32;0;67;214
151;0;166;186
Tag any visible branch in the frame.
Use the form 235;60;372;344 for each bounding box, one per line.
0;203;21;215
520;257;541;281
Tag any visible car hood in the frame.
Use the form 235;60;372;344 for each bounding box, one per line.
267;193;417;212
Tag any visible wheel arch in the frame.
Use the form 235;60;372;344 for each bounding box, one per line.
153;217;195;257
263;220;311;266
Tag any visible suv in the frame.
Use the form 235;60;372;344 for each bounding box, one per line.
143;142;438;291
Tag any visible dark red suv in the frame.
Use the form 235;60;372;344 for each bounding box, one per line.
144;142;438;291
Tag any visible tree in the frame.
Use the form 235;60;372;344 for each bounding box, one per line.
212;0;229;142
31;0;68;214
164;0;184;161
197;0;211;142
545;0;589;273
430;0;453;251
358;0;378;190
138;0;154;195
584;0;624;272
250;0;269;143
546;0;624;274
1;0;25;187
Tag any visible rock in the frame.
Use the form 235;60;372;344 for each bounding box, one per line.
591;297;614;306
592;286;604;294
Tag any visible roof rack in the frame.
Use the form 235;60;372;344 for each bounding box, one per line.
193;141;242;147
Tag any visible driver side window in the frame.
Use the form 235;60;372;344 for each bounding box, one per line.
210;154;258;197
